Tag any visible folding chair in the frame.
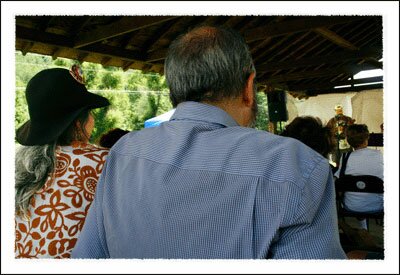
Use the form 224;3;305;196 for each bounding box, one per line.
335;175;384;231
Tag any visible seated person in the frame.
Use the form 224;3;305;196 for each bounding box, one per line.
281;116;335;158
334;124;383;229
99;128;130;148
15;66;110;258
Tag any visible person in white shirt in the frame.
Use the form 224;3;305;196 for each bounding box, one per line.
334;124;383;229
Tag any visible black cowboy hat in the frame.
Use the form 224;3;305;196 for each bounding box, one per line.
16;66;110;145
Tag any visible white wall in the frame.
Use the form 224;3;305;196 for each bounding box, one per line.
351;89;383;133
286;89;383;132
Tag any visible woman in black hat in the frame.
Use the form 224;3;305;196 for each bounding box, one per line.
15;66;111;258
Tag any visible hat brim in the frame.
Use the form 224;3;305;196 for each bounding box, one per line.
16;92;110;146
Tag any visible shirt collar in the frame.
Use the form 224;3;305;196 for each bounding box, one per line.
170;101;239;127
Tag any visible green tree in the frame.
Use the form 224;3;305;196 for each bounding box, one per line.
126;70;147;91
99;72;122;90
15;88;29;130
146;74;168;91
82;62;101;89
254;92;269;131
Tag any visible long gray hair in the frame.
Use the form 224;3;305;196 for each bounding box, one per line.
15;110;91;219
15;144;56;218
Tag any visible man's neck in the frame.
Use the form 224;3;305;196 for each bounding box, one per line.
202;98;249;127
355;144;368;150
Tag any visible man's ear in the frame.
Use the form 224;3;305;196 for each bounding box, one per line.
242;72;256;107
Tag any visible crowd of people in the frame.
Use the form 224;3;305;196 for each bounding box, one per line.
15;25;383;260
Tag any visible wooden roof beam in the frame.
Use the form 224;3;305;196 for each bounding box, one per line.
265;63;380;83
257;46;380;73
122;61;134;71
16;26;150;64
244;16;364;43
38;16;54;32
288;76;383;91
306;83;383;96
74;16;180;48
17;25;73;47
363;57;383;69
74;16;92;36
101;57;112;67
51;48;63;60
81;44;145;62
146;17;366;63
314;27;359;51
140;18;180;53
147;48;168;63
76;52;88;64
21;41;34;56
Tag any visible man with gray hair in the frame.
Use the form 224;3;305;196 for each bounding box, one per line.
72;26;346;259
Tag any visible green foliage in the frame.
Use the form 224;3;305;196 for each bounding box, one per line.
99;72;122;90
254;92;269;131
82;62;100;89
126;70;147;91
15;88;29;130
145;74;168;91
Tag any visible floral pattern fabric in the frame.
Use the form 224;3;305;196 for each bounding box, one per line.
15;142;109;258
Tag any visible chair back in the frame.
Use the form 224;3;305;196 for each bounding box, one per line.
335;175;383;193
335;174;384;232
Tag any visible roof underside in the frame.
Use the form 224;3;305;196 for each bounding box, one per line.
16;15;383;97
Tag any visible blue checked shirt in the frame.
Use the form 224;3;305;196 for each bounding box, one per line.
72;102;346;259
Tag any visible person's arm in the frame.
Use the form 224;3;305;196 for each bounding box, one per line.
334;155;343;179
71;159;110;258
268;161;347;259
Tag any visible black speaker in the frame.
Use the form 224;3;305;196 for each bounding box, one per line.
267;91;288;122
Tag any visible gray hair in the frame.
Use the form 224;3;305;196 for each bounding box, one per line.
165;25;255;107
15;144;56;219
15;109;91;219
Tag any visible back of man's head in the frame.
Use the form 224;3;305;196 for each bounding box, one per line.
165;26;255;107
347;124;370;148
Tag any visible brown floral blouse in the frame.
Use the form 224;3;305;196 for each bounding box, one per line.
15;142;109;258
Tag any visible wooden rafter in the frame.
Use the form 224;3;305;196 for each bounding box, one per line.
140;19;180;54
81;44;145;62
363;57;383;69
73;16;92;36
223;16;247;29
76;52;88;64
122;61;134;71
265;63;380;84
17;25;73;47
244;16;364;43
51;47;63;60
16;25;152;65
101;57;112;67
147;48;168;63
306;83;383;96
73;16;180;48
257;47;380;73
38;16;54;32
21;41;34;55
147;16;201;53
314;27;359;50
288;76;383;91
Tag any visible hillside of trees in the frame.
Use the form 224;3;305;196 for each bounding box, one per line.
15;51;270;144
